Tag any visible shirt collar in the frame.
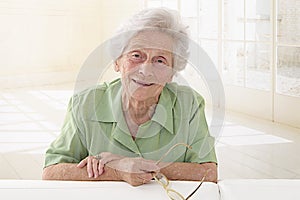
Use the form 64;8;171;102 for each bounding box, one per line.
151;85;176;134
90;79;177;134
90;79;123;123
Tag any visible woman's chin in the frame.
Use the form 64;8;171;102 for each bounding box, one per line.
130;93;154;101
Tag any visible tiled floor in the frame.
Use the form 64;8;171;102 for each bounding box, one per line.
1;72;300;180
217;112;300;180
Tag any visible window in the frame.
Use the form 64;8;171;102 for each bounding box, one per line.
277;0;300;97
223;0;272;90
145;0;300;97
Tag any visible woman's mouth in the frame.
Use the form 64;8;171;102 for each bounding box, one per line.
132;79;154;87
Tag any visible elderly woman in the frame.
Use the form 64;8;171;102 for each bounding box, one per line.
42;8;217;186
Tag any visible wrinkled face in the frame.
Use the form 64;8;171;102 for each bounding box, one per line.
115;31;174;101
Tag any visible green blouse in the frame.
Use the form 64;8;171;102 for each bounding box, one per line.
44;79;217;168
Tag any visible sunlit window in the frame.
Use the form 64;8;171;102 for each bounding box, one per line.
145;0;300;97
277;0;300;97
223;0;272;90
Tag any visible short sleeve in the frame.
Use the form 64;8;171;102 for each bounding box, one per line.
184;94;217;164
44;97;88;168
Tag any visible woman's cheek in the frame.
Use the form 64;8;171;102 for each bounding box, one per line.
154;67;173;82
122;61;138;73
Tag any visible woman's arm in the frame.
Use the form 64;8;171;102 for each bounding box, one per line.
159;162;217;183
42;163;119;181
43;154;217;185
42;157;157;186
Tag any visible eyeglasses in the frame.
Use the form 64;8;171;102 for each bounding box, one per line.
153;143;208;200
153;171;207;200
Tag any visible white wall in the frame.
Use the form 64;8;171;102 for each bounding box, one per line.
99;0;144;42
0;0;142;77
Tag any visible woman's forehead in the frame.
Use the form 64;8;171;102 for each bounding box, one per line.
125;31;174;53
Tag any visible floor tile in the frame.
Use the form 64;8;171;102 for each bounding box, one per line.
0;143;50;154
0;131;55;143
0;105;19;112
0;122;45;131
0;113;30;125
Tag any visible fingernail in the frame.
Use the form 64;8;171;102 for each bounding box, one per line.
88;173;92;178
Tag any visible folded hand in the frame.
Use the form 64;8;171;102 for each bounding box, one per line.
77;152;160;186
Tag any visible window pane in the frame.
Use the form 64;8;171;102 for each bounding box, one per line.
246;43;271;90
246;0;271;41
162;0;178;10
147;0;161;8
181;0;218;39
181;0;198;17
277;46;300;97
223;0;244;40
199;0;218;39
199;40;218;68
277;0;300;45
183;18;198;41
223;42;245;86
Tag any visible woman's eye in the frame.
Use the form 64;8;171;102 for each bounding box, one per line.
155;57;167;65
131;52;142;59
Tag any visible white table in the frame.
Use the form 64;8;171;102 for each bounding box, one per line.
0;180;219;200
218;179;300;200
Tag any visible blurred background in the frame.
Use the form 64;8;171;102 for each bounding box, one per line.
0;0;299;180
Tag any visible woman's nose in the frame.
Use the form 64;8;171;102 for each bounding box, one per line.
138;62;154;77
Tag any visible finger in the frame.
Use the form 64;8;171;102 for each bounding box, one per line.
137;173;152;185
92;159;99;178
98;160;104;175
87;157;94;178
77;158;87;168
98;159;105;175
127;174;144;187
140;177;151;184
142;179;147;184
140;173;154;182
139;177;147;185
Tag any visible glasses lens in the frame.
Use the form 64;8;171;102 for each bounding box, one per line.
167;189;185;200
156;173;169;187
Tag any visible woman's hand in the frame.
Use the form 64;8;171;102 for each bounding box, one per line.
77;152;124;178
77;152;160;186
107;157;160;186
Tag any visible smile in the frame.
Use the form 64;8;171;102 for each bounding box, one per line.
132;79;154;87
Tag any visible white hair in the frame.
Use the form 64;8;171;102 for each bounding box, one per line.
109;8;190;71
